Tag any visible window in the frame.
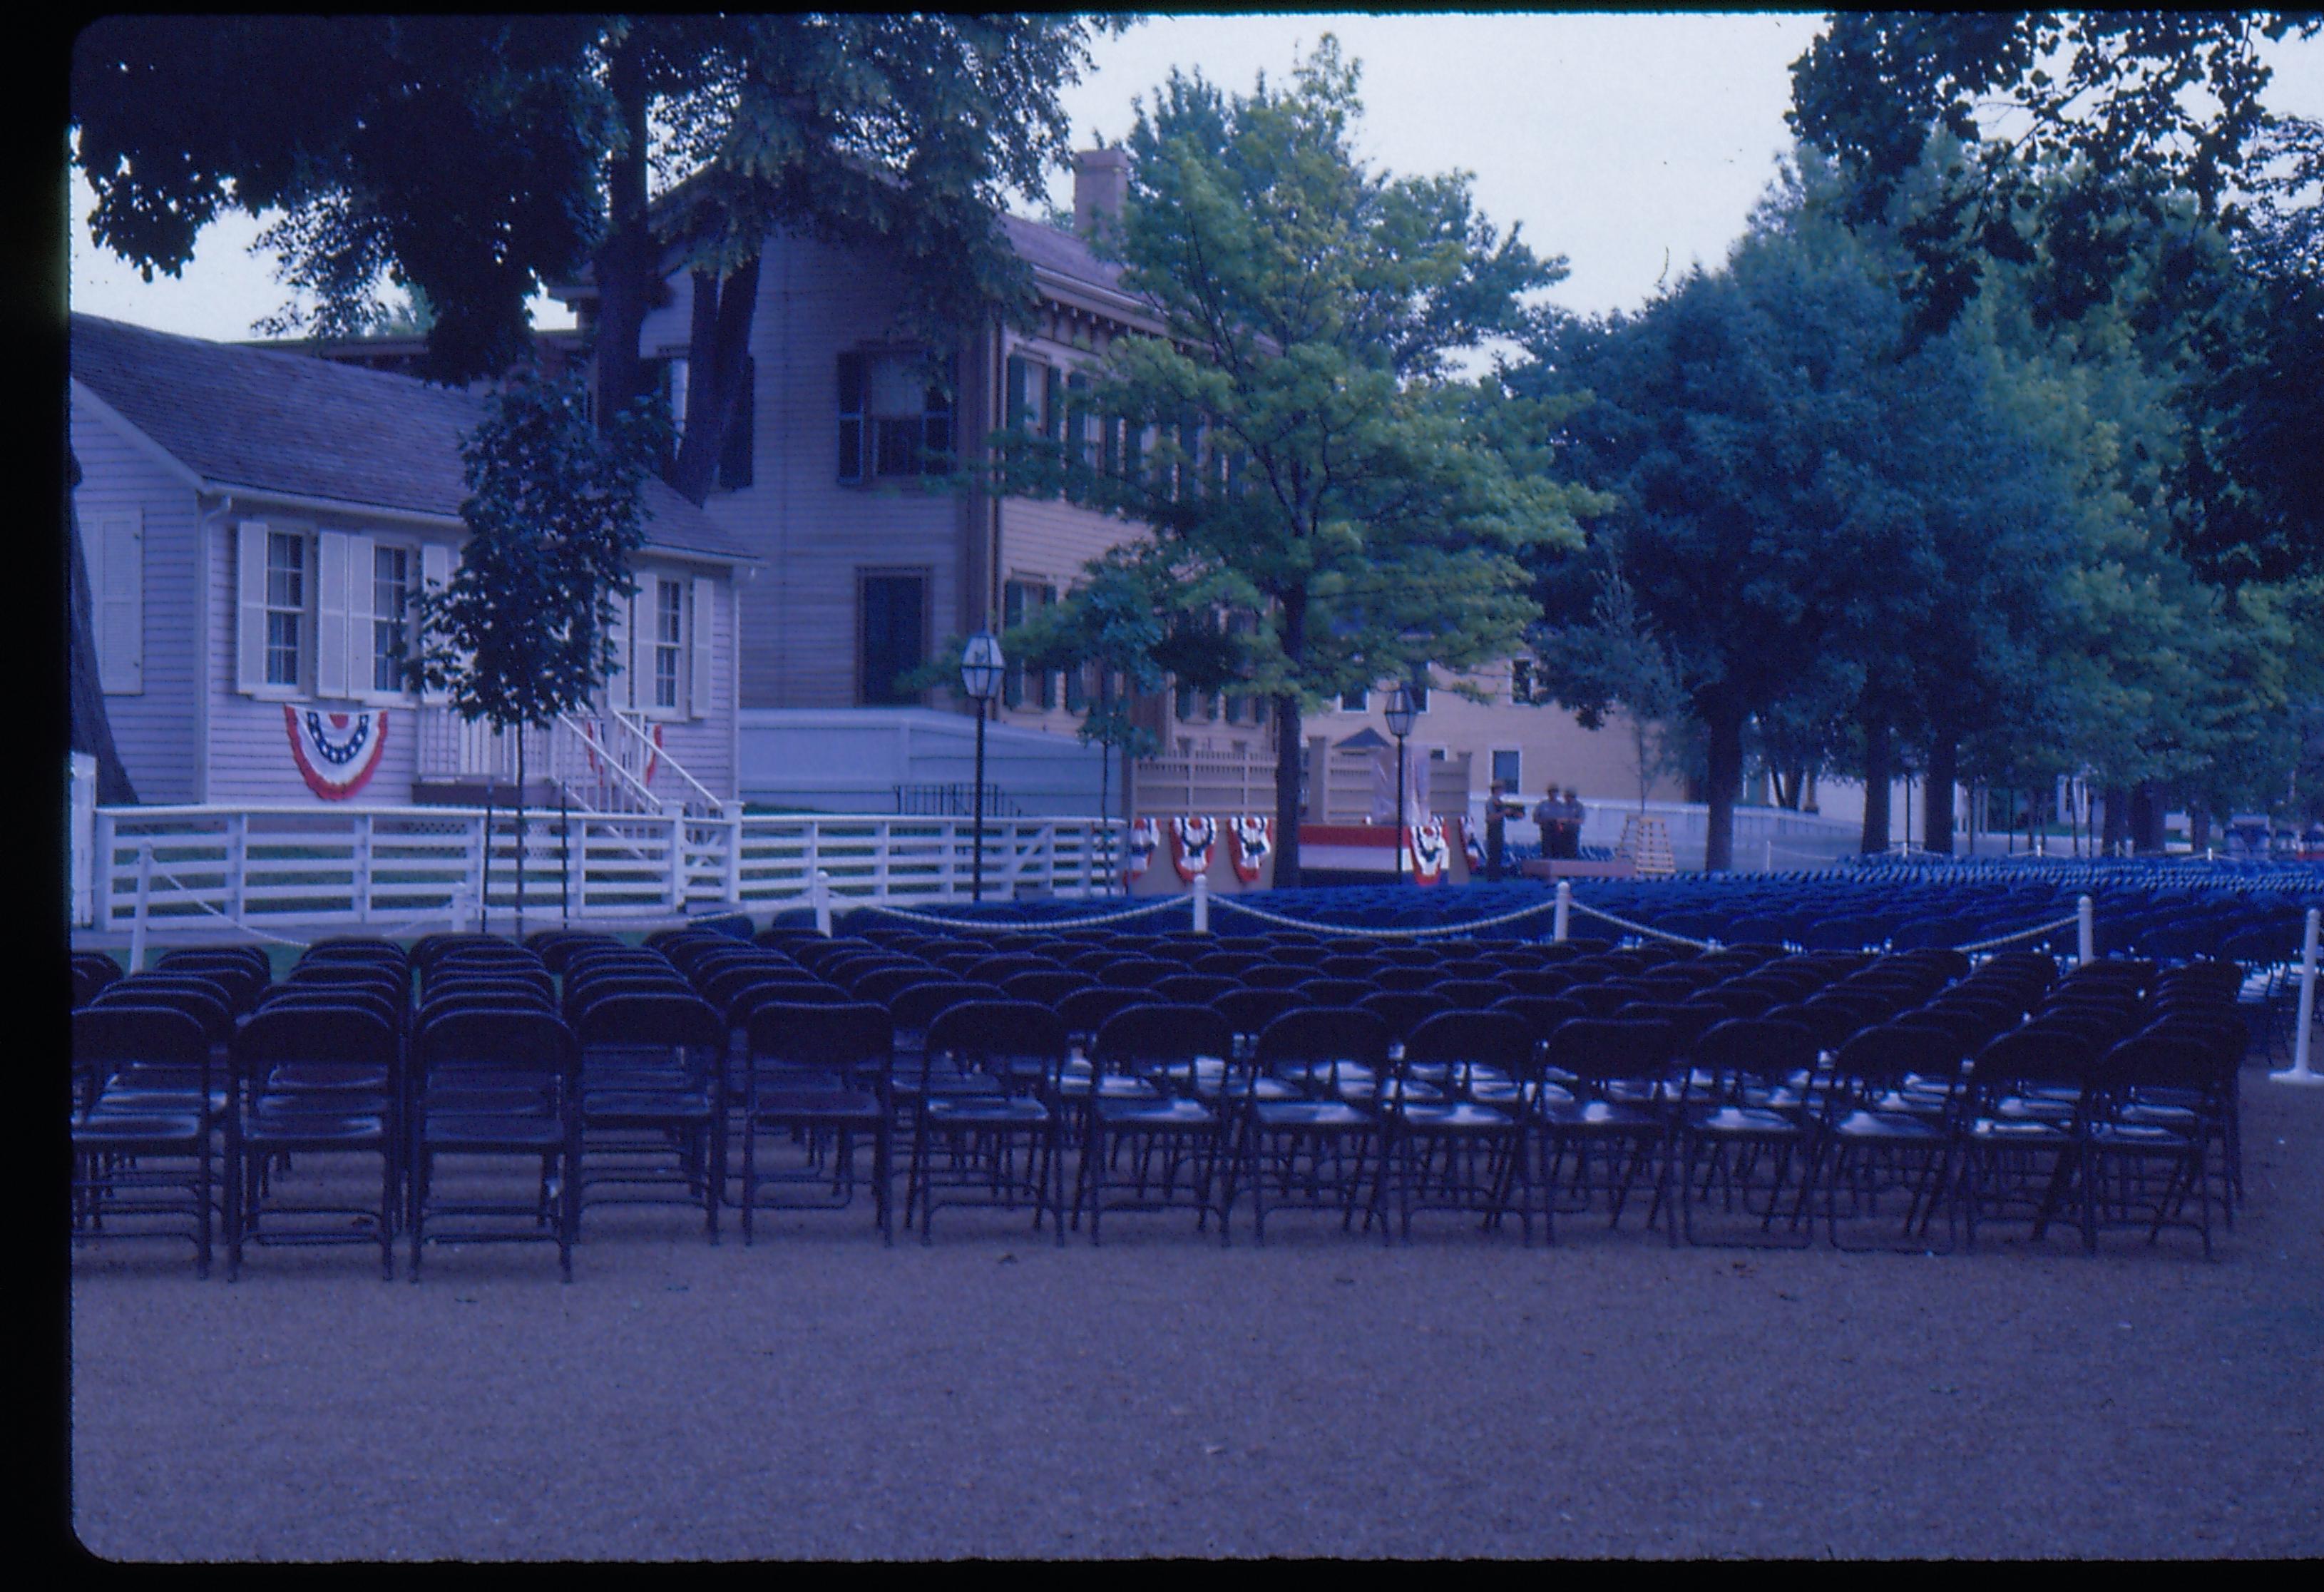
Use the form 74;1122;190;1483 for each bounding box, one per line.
265;531;305;687
1005;355;1063;441
1510;658;1534;704
1492;748;1522;790
372;544;411;693
1065;373;1092;469
1341;688;1368;713
653;578;684;710
859;572;927;705
1064;659;1087;714
1001;580;1056;710
838;352;953;481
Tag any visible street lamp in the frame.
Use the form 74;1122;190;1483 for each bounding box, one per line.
960;631;1006;903
1383;681;1416;884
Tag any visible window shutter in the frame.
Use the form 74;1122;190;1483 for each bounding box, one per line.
314;529;349;698
418;541;453;702
606;584;633;711
1044;367;1064;444
690;576;715;720
344;534;377;695
836;352;864;480
1005;355;1028;429
235;520;269;694
96;511;143;695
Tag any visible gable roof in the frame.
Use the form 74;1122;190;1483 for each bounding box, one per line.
69;314;749;565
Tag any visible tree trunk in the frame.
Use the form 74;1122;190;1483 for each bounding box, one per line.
1271;588;1309;889
591;42;654;441
1859;715;1891;857
514;730;527;939
2132;779;2165;853
669;255;764;504
1702;699;1744;873
2189;805;2211;853
2100;784;2129;854
68;452;137;805
1923;733;1957;856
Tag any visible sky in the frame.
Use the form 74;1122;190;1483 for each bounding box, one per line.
68;13;2324;342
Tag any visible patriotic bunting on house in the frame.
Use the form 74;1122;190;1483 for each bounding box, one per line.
1229;815;1274;882
1125;817;1160;883
1170;815;1217;882
284;705;389;800
1462;814;1487;872
1409;815;1450;885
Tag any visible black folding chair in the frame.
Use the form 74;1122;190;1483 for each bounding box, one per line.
227;1004;401;1280
71;1006;219;1276
1376;1010;1540;1244
576;993;727;1242
1230;1008;1391;1244
739;1001;894;1244
1076;1004;1233;1243
408;1008;583;1281
907;1001;1070;1243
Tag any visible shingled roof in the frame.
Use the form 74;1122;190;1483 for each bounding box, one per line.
69;314;749;564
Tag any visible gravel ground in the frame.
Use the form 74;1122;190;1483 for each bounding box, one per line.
72;1064;2324;1561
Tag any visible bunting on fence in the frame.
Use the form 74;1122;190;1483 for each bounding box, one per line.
1461;814;1486;872
1125;817;1160;883
285;705;389;800
1409;816;1450;885
1171;815;1217;882
1229;815;1274;883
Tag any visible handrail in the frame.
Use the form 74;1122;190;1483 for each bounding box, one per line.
605;705;724;812
557;710;662;810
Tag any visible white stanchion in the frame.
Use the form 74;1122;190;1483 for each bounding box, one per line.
2077;894;2095;965
129;842;154;971
2270;907;2323;1088
812;869;833;937
1553;880;1570;944
1192;872;1209;935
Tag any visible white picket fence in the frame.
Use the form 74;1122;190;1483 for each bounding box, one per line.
84;805;1127;932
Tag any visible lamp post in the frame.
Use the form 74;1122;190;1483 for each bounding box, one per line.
960;631;1005;903
1383;682;1416;884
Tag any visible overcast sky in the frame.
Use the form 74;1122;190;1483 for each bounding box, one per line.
68;12;2324;342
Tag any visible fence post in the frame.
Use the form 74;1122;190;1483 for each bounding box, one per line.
723;805;743;907
1764;836;1774;873
665;810;685;913
813;869;833;937
1552;879;1571;944
130;840;155;971
352;812;373;923
2271;907;2323;1087
2076;894;2095;965
1192;871;1210;935
226;811;248;924
69;754;96;927
90;805;115;930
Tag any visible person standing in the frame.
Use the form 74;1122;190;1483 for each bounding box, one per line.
1559;786;1587;857
1485;780;1515;881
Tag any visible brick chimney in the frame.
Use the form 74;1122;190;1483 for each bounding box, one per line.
1073;147;1129;236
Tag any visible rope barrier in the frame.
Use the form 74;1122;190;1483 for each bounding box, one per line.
1954;913;2082;954
1565;901;1719;950
847;894;1194;933
1209;894;1567;939
148;866;314;949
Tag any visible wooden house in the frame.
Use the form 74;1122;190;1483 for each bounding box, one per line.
69;313;752;816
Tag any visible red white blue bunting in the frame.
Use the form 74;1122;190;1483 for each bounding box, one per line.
1125;817;1160;883
1410;816;1450;885
1462;814;1487;872
284;705;389;800
1230;815;1274;883
1171;815;1217;882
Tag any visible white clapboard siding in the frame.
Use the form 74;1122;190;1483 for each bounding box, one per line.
95;509;144;693
690;576;715;720
235;521;269;693
314;529;349;697
607;583;634;711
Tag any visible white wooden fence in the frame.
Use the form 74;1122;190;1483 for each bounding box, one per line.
85;805;1127;933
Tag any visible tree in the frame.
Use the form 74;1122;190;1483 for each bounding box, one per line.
994;41;1592;886
71;16;1126;501
1000;555;1170;892
403;373;664;929
1527;554;1683;815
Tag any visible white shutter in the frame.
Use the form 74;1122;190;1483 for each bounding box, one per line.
606;585;633;711
690;576;715;720
419;541;453;703
314;530;349;698
235;520;269;694
96;511;144;695
345;534;377;696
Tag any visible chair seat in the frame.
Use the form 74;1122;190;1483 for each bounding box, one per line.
2086;1121;2198;1149
584;1090;717;1121
1391;1101;1520;1130
1092;1097;1217;1128
240;1111;389;1145
73;1110;206;1145
752;1090;882;1123
267;1063;393;1092
1346;1078;1443;1104
422;1111;567;1148
88;1086;226;1116
1828;1109;1945;1142
1539;1099;1664;1131
1968;1116;2072;1141
1251;1100;1371;1130
1684;1105;1804;1136
924;1096;1052;1124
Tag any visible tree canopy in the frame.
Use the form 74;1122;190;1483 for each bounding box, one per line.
993;39;1594;884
